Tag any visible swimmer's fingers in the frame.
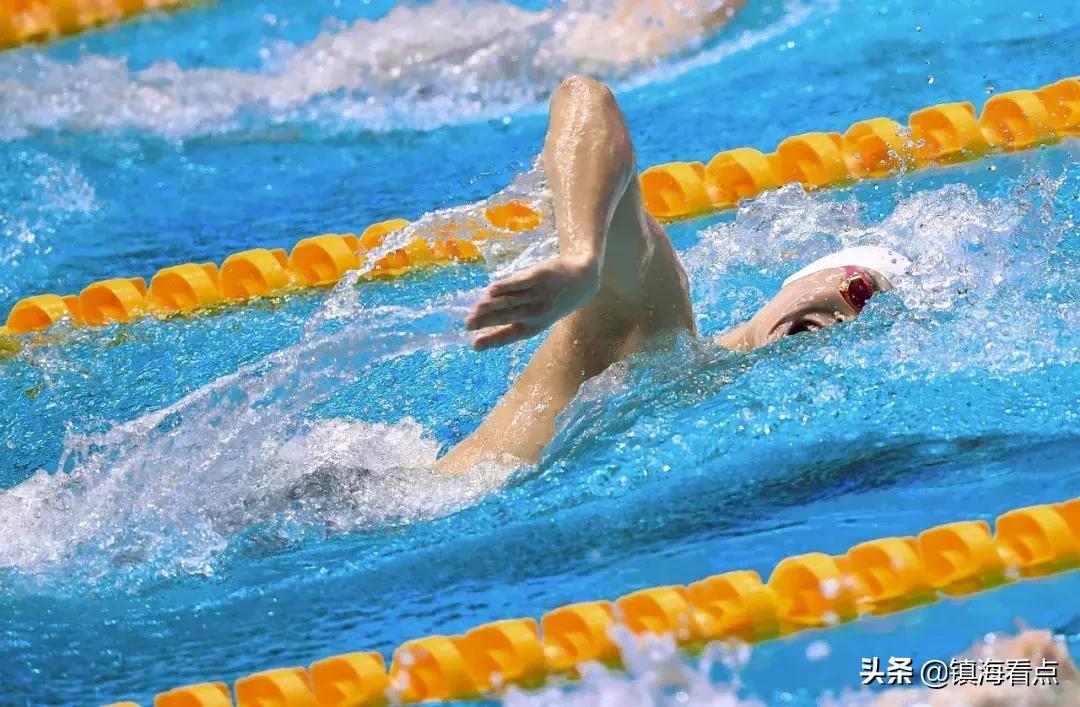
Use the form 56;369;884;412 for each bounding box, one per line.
488;265;545;297
472;322;541;350
467;290;538;321
466;267;551;330
465;300;544;331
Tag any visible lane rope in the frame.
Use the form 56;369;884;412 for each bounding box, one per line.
2;76;1078;340
102;496;1080;705
0;0;191;50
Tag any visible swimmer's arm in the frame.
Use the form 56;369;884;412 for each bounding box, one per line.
713;322;751;352
611;0;745;38
466;76;638;350
553;0;745;66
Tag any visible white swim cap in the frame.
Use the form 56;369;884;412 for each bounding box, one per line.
782;246;912;288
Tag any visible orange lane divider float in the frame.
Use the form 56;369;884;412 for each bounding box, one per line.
907;102;990;165
0;218;489;336
639;76;1077;220
101;496;1080;706
0;0;189;51
5;76;1080;339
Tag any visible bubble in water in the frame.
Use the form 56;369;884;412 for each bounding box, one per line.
807;641;831;661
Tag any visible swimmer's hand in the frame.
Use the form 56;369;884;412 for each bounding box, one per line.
466;255;600;350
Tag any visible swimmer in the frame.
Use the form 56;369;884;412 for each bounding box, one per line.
436;76;908;474
285;0;746;104
546;0;748;72
433;74;1080;705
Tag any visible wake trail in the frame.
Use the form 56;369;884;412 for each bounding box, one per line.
0;0;825;138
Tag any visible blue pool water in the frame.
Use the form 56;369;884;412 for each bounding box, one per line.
1;0;1079;704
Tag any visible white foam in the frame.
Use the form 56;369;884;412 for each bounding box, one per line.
2;155;1075;593
0;167;555;590
0;404;508;587
683;172;1072;335
546;167;1079;470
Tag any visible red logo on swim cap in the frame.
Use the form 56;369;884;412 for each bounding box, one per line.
839;266;876;313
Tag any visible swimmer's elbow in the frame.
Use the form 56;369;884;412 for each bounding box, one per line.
552;75;623;127
555;75;615;104
548;75;634;171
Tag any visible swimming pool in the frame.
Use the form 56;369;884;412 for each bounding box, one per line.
1;0;1078;704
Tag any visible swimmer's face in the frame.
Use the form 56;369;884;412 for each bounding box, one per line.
740;266;890;350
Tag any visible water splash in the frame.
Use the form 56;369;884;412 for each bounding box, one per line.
505;626;765;707
682;173;1073;333
543;168;1078;482
1;159;1077;593
0;165;555;591
503;624;1077;705
0;303;504;589
0;149;98;305
0;0;823;138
